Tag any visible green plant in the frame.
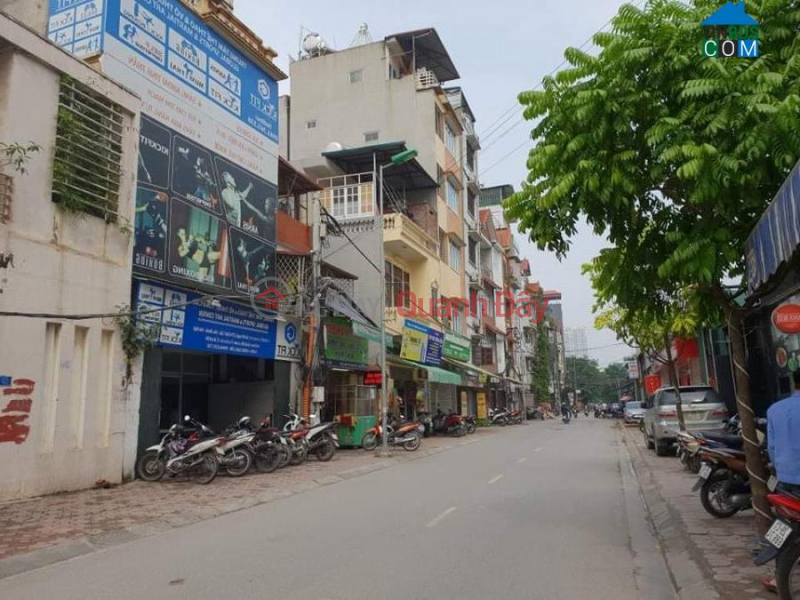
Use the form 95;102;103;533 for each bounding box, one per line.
115;305;159;385
0;142;40;174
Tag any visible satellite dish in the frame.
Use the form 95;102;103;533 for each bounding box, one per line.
325;142;343;153
302;33;325;55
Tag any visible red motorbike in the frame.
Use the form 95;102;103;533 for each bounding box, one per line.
432;410;467;437
362;417;422;451
754;485;800;599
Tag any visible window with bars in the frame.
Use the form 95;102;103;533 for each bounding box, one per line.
449;240;461;272
364;131;379;143
52;75;124;221
445;122;458;157
385;261;410;308
446;179;459;212
452;301;463;333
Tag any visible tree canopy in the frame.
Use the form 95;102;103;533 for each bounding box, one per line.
506;0;800;299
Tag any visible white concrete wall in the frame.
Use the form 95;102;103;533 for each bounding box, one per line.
0;0;48;35
0;18;141;500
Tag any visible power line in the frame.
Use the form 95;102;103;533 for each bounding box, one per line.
475;0;648;178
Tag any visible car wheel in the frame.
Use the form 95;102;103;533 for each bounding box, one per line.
654;436;671;457
644;427;654;450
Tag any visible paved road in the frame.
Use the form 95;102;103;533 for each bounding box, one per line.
0;419;678;599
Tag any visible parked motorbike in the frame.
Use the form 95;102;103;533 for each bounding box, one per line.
508;410;524;425
217;417;259;477
136;418;223;484
490;408;510;427
754;484;800;599
362;417;423;451
433;410;467;436
692;446;753;518
297;419;340;462
234;416;287;474
464;415;477;434
562;410;571;424
677;415;742;474
417;412;434;437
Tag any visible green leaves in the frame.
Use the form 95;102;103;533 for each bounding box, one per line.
508;0;800;324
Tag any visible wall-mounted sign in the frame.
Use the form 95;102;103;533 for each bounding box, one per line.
627;361;640;380
773;302;800;334
476;392;488;420
644;374;662;396
770;296;800;373
48;0;281;300
136;281;277;358
400;319;443;366
444;332;471;362
275;320;302;363
363;371;383;386
324;318;369;370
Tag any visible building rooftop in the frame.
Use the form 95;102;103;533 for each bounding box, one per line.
322;141;438;190
386;28;460;82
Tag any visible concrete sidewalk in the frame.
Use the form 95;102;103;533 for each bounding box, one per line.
622;424;773;600
0;427;501;579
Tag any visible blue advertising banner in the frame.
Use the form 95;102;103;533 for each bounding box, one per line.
400;319;444;366
136;281;277;359
47;0;106;58
102;0;278;143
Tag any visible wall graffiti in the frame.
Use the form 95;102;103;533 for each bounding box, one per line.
0;379;35;444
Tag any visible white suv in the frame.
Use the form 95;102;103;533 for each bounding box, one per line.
642;386;728;456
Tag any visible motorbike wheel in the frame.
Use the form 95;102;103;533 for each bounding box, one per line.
225;448;253;477
255;446;281;474
362;432;378;451
290;441;308;466
277;444;292;468
403;433;421;451
191;453;219;485
701;470;740;518
466;422;477;435
136;451;166;482
776;537;800;600
687;453;702;474
497;417;507;427
315;436;337;462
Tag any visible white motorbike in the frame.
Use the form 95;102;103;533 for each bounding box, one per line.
137;416;223;484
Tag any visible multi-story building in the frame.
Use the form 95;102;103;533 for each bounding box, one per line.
284;28;481;418
544;290;567;403
0;13;141;499
565;327;589;359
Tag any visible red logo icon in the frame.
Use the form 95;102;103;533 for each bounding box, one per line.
256;286;286;311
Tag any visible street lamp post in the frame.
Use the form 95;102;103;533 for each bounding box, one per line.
377;148;418;458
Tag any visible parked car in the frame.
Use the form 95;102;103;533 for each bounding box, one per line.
642;386;729;456
623;401;646;425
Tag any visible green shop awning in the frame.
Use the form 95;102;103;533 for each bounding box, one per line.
442;358;499;382
387;356;463;385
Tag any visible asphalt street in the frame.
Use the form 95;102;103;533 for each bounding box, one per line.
0;419;678;600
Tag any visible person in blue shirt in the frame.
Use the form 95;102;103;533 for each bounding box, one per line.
767;371;800;488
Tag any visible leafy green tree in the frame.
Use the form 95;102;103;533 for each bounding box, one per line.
531;324;552;404
506;0;800;530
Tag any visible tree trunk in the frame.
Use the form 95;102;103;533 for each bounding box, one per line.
663;333;686;432
710;285;771;535
726;306;772;534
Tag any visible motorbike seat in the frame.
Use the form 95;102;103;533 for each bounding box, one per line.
777;483;800;501
698;431;744;449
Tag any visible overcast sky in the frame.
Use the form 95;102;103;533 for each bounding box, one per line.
238;0;635;365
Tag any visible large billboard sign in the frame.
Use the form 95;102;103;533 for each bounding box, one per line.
48;0;279;299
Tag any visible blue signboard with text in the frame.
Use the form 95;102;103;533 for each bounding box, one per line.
136;281;277;359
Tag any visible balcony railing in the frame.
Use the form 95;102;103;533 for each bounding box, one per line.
318;172;375;220
384;212;439;257
416;67;439;90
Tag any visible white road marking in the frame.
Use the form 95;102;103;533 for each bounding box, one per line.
517;457;528;464
488;474;504;485
426;506;458;528
534;447;543;453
